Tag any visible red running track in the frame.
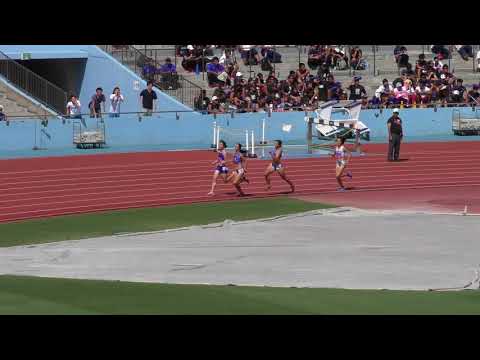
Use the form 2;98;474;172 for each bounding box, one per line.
1;141;480;223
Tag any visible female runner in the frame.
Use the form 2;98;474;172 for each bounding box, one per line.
334;137;353;191
227;143;250;196
208;140;230;196
264;140;295;193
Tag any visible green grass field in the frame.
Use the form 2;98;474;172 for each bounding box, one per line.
1;275;479;315
2;197;477;315
0;197;334;248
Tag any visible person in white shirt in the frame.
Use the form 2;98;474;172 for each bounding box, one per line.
375;79;394;99
66;95;81;118
109;87;124;118
415;82;431;105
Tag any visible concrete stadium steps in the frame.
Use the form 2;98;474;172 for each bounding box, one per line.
128;46;479;99
0;82;47;118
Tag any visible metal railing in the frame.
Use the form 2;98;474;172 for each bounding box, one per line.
0;50;67;115
98;45;203;109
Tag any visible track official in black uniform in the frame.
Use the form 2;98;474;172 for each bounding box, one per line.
387;108;403;161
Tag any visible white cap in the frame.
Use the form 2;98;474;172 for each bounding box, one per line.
212;96;218;100
393;108;399;113
187;45;194;50
236;71;242;77
0;105;3;110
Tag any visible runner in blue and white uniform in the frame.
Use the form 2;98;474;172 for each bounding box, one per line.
208;140;230;196
227;143;250;196
334;137;352;192
264;140;295;192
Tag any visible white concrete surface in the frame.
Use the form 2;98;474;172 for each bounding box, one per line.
1;208;479;290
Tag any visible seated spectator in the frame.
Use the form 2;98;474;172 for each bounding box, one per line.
375;78;394;101
350;46;363;69
393;83;409;105
296;63;310;82
109;87;124;117
397;49;410;71
348;76;367;100
239;45;261;66
467;84;480;104
158;58;179;90
142;59;157;82
402;79;417;105
194;90;210;113
394;45;407;63
181;45;210;73
206;57;226;87
208;95;225;113
317;62;330;79
213;83;228;104
307;45;324;70
332;46;349;69
437;79;450;105
455;45;474;61
88;87;106;118
415;80;432;106
415;54;428;78
0;105;6;121
432;57;443;74
66;95;82;118
219;47;236;66
261;46;282;63
450;78;467;104
431;45;450;60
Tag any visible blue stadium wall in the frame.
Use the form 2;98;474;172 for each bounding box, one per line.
1;107;479;159
0;45;479;159
0;45;190;113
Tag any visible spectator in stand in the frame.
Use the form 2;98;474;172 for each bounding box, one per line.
158;57;179;90
0;105;6;121
89;87;106;118
450;79;467;104
455;45;474;61
375;79;394;106
402;79;417;105
332;46;348;69
239;45;261;66
397;48;410;71
206;57;225;87
194;89;210;113
415;53;428;78
393;83;409;105
66;95;82;119
348;76;367;100
467;84;480;105
142;59;157;82
139;81;157;116
350;46;363;69
431;45;450;60
261;46;282;63
109;87;124;117
213;83;228;104
415;80;431;107
296;63;310;82
208;95;225;113
432;57;443;74
307;45;324;70
394;45;407;63
181;45;208;73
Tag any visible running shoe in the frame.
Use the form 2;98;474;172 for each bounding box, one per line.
346;171;352;179
337;187;346;192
